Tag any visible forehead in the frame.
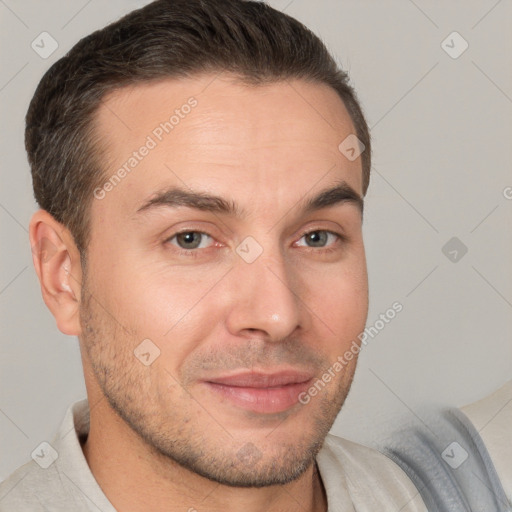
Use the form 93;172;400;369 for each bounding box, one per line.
91;74;363;219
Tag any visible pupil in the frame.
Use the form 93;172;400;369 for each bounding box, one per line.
308;231;326;247
179;232;201;248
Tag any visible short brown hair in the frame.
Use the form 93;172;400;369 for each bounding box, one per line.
26;0;371;255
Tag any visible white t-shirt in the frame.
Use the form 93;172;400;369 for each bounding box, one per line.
0;399;426;511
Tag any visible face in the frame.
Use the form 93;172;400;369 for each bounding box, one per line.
80;74;368;487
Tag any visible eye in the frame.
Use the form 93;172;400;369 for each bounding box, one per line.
296;230;342;249
167;231;214;250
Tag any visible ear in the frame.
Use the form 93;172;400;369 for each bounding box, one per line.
29;210;83;336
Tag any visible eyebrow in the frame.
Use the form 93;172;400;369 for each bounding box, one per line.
136;180;363;218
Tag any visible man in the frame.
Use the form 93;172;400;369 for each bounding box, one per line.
384;380;512;511
0;1;426;510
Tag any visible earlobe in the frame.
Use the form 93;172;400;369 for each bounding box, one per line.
29;210;83;336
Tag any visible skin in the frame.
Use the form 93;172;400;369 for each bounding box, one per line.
30;74;369;512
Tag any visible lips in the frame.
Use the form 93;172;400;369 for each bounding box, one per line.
202;370;314;414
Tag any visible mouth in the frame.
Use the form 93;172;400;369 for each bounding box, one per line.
202;370;314;414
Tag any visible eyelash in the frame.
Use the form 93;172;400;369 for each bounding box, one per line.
165;229;348;258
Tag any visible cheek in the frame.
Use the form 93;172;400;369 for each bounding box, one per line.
308;260;369;344
99;260;226;363
321;279;367;328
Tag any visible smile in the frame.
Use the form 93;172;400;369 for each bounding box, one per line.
203;371;314;414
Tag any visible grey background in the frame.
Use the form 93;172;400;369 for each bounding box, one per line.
1;0;511;480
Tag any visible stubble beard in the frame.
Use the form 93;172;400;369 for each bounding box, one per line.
78;275;357;488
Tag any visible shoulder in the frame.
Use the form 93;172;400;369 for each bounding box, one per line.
0;399;93;512
0;460;67;511
461;381;512;505
322;433;414;474
383;406;512;512
318;434;427;511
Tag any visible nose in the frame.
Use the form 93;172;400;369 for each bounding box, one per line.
224;249;308;343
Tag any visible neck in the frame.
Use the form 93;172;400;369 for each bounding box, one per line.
81;398;328;512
